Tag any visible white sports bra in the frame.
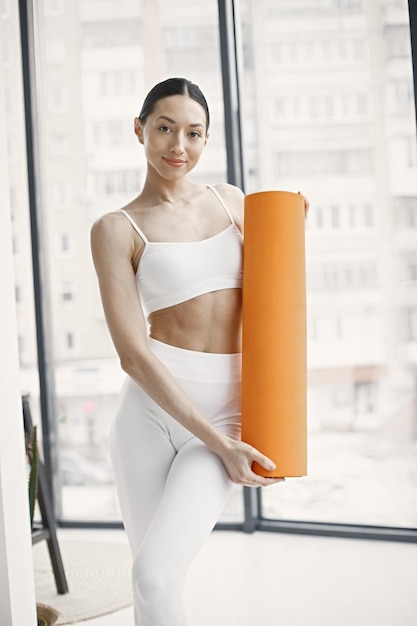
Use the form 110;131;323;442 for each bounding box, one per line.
119;185;243;315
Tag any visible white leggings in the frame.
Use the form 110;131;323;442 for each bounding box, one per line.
110;338;241;626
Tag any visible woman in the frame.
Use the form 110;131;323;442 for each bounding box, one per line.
91;77;307;626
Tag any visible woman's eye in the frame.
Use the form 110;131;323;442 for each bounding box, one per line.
190;131;202;138
159;125;171;133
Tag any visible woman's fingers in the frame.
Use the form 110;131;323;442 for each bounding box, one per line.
247;449;285;486
222;441;285;487
252;450;276;473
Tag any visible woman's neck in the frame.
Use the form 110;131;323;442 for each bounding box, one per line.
140;167;197;205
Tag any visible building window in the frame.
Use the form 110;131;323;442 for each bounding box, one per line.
60;281;75;302
399;200;417;227
88;120;133;147
17;334;24;363
385;25;411;58
47;84;68;114
165;27;201;50
276;149;373;177
99;70;139;96
62;331;78;356
0;0;11;19
388;80;414;115
55;232;74;258
94;169;141;195
330;205;340;228
2;41;13;66
51;183;72;210
50;134;69;160
82;20;141;48
405;137;417;169
61;234;70;253
406;309;417;341
308;261;378;291
363;204;373;227
270;35;367;66
406;258;417;282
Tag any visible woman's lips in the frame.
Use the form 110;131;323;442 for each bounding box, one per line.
163;157;187;168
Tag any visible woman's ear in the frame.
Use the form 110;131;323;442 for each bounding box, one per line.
134;117;144;144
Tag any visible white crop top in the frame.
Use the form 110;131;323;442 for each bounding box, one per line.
119;185;243;315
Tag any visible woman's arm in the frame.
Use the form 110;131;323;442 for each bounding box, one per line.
90;211;282;487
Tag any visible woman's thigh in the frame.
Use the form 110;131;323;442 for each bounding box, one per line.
110;377;176;553
133;436;232;582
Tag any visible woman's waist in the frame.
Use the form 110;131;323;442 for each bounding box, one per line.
148;290;242;355
147;337;241;383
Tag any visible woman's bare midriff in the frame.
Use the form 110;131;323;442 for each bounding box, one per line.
149;288;242;354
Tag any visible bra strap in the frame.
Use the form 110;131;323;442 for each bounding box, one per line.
119;209;149;244
207;185;236;226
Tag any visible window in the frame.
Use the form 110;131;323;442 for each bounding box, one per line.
82;20;141;48
406;309;417;341
385;25;412;58
241;0;417;528
388;79;414;115
62;331;78;356
55;233;74;258
15;285;21;304
0;0;11;19
47;84;68;114
276;149;373;177
164;27;202;50
51;183;72;210
87;120;133;147
60;281;75;302
50;134;69;160
94;170;141;196
23;0;229;523
98;70;139;97
13;0;416;533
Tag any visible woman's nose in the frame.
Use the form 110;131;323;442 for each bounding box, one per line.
170;132;185;154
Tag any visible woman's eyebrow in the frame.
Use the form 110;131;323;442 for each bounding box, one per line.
156;115;204;128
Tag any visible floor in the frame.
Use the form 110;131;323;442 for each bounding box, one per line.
62;528;417;626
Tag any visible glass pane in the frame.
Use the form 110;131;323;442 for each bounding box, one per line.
1;7;41;420
240;0;417;527
31;0;242;522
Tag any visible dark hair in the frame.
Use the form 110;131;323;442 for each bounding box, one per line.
139;77;210;130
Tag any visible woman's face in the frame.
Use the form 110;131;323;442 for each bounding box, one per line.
135;95;209;181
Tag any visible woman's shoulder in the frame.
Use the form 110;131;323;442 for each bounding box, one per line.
91;209;124;238
211;183;244;203
91;202;140;246
210;183;244;227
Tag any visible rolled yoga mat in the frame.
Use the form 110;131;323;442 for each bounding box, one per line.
241;191;307;478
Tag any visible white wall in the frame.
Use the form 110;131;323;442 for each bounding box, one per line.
0;60;37;626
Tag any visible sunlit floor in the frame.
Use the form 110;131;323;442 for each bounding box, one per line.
61;528;417;626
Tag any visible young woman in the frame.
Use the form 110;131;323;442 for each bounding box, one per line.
91;77;307;626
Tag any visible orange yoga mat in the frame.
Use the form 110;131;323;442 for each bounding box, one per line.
241;191;307;478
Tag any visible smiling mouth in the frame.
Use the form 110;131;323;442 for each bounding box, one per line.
163;157;187;167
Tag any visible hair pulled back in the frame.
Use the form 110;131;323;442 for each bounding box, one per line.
138;77;210;130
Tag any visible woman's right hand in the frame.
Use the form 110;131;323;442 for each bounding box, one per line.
217;438;285;487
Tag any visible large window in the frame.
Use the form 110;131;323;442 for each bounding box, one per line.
9;0;242;522
240;0;417;528
6;0;417;534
